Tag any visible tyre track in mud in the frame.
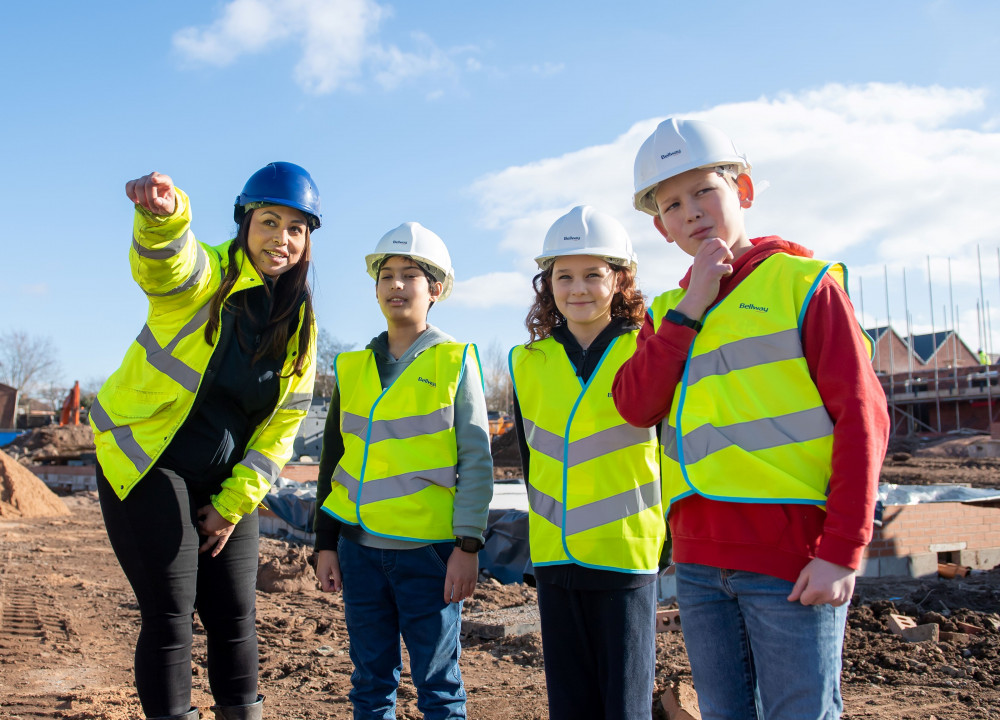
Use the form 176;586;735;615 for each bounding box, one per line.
0;498;141;720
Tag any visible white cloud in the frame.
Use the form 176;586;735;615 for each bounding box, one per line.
20;284;48;297
468;82;1000;343
450;271;533;308
173;0;465;94
530;62;564;77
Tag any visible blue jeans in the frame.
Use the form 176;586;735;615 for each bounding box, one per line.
674;563;847;720
536;579;657;719
338;537;466;720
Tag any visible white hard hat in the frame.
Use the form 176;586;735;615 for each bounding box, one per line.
365;222;455;301
633;118;750;216
535;205;637;274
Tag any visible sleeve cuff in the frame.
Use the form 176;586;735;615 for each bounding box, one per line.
816;533;867;570
211;487;250;525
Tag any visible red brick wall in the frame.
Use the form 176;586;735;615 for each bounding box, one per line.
280;463;319;483
865;501;1000;558
872;332;915;375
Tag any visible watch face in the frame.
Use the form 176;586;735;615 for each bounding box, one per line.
457;537;483;552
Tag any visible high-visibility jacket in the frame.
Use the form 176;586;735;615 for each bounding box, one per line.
509;334;664;573
651;253;871;515
90;189;316;523
321;343;481;542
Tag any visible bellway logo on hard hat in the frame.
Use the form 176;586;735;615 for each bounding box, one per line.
365;221;455;301
534;205;637;273
633;118;749;216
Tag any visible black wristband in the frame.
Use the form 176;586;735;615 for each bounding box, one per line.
455;536;484;553
665;308;703;332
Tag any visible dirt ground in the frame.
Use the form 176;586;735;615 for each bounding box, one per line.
2;433;1000;719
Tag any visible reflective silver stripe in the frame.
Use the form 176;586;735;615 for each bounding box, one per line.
525;419;653;468
359;466;457;503
333;465;457;504
567;423;655;467
528;480;659;535
136;325;201;393
660;421;680;463
686;328;803;386
527;483;563;527
145;244;209;298
340;407;455;444
565;480;661;535
131;229;191;260
89;399;152;475
281;393;312;412
333;466;360;502
369;406;455;443
670;406;834;465
523;419;564;463
165;304;211;353
240;450;280;483
341;412;369;440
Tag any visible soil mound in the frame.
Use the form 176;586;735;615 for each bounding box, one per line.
0;448;69;518
257;538;317;593
4;424;96;464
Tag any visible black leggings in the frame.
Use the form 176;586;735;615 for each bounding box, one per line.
98;464;259;717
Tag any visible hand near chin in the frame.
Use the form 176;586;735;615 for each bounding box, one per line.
126;172;176;215
677;237;733;319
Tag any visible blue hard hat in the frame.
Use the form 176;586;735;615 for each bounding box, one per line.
234;161;322;230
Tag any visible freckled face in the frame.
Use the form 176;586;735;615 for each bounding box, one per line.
246;206;309;277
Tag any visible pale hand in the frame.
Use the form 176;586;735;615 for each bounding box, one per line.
443;547;478;603
676;237;734;320
197;504;235;557
787;557;856;607
315;550;343;593
126;171;176;215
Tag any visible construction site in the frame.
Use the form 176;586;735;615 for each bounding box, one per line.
3;330;1000;718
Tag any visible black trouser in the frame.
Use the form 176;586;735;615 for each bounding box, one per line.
99;464;259;717
536;579;658;720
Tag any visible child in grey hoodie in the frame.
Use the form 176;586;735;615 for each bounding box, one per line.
314;221;493;720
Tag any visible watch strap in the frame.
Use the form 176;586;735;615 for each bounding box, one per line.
454;536;484;553
665;308;703;332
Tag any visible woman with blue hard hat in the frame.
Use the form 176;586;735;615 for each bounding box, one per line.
91;162;321;720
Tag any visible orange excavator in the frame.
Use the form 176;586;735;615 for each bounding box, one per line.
59;381;81;426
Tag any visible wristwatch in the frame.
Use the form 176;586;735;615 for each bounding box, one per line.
665;308;703;332
455;536;484;553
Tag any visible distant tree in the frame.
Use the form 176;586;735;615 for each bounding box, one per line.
482;339;513;415
0;330;60;423
314;329;354;397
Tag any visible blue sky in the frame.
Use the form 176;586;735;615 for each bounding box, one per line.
4;0;1000;393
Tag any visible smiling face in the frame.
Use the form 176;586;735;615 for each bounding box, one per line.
550;254;618;342
246;205;310;277
652;167;754;260
376;255;442;328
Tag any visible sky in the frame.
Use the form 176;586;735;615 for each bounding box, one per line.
3;0;1000;393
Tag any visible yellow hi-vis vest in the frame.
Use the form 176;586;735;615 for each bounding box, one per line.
321;343;481;542
509;334;664;573
90;189;317;524
650;253;872;516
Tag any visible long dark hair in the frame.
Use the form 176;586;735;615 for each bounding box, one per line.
203;210;314;376
524;262;645;346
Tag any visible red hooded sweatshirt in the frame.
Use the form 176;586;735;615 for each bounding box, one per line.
612;237;889;583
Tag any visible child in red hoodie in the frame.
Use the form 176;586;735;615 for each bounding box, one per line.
613;118;889;720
